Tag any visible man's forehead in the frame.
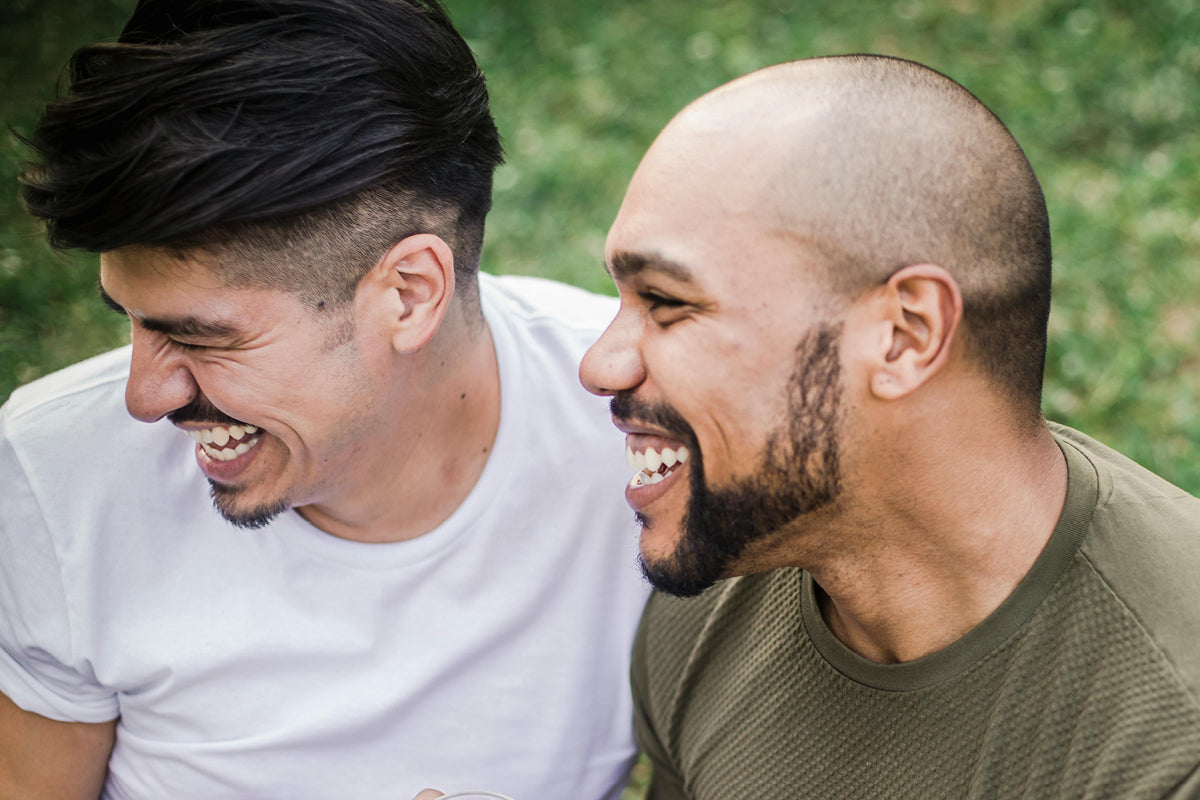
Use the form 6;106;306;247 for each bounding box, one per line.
98;247;276;337
100;246;224;287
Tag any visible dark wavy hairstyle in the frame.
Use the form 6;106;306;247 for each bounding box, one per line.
18;0;504;307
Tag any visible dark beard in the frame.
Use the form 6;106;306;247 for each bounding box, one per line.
209;482;289;530
615;322;844;597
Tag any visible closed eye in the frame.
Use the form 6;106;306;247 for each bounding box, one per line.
638;290;691;327
168;339;208;352
638;291;685;310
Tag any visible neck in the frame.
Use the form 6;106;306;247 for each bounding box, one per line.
807;402;1068;664
296;307;501;543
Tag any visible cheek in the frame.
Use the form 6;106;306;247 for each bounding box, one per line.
300;352;383;435
187;359;255;404
645;334;791;479
188;357;325;427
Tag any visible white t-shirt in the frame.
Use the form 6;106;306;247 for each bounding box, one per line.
0;273;649;800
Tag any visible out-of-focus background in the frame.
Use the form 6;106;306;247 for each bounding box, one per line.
10;5;1200;505
1;0;1198;796
4;1;1199;449
4;1;1199;501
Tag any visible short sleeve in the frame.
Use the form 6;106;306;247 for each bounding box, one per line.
0;407;118;722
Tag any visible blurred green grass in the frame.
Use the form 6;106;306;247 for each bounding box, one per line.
2;1;1197;480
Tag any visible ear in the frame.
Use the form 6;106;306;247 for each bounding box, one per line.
358;234;456;353
867;264;962;401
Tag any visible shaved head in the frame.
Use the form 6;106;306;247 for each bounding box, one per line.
632;55;1051;418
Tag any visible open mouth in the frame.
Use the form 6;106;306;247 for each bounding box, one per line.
626;443;690;487
186;423;262;462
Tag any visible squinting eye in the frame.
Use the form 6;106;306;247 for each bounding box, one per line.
638;291;690;328
170;339;207;352
639;291;684;310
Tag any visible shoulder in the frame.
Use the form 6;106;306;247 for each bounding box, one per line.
2;348;134;460
2;345;194;532
1051;422;1200;549
1050;423;1200;706
478;273;618;437
1052;423;1200;512
2;347;131;429
633;570;805;780
479;272;617;341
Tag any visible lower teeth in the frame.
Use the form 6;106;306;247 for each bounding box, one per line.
202;436;260;462
630;467;671;487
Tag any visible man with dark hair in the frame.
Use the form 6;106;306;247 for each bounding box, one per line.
0;1;648;798
581;55;1200;798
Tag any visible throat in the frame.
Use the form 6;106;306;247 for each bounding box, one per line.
301;325;502;544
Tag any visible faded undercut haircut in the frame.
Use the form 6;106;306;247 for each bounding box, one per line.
19;0;504;309
747;56;1053;423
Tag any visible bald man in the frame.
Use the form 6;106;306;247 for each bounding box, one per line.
581;55;1200;799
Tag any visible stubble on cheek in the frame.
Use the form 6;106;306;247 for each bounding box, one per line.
639;321;846;597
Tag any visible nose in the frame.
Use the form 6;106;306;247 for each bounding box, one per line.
124;326;200;423
580;308;646;397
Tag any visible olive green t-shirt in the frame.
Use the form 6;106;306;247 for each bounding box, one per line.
632;425;1200;799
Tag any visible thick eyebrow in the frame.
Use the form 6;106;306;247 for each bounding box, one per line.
98;284;126;315
608;250;695;284
98;283;241;340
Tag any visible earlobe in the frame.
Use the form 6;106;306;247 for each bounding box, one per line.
869;264;962;401
367;234;456;353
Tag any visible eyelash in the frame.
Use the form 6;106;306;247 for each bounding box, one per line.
637;291;690;330
639;291;684;310
168;339;207;352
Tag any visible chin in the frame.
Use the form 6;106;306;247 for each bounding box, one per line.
636;528;730;599
638;552;723;598
636;512;685;557
209;482;290;530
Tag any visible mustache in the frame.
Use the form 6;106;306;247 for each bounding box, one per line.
610;392;696;445
168;395;244;427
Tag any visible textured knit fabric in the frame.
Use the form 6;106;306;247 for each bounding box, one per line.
633;424;1200;800
0;274;651;800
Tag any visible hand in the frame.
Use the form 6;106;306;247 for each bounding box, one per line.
411;791;444;800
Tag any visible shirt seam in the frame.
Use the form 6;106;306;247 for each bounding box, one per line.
1076;547;1200;710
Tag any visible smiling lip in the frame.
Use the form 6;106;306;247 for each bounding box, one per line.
623;431;691;512
180;423;264;483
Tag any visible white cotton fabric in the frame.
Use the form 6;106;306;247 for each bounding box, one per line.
0;273;650;800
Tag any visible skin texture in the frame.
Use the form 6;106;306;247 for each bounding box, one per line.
0;692;115;800
581;56;1069;665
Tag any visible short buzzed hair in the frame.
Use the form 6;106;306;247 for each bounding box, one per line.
718;56;1052;420
18;0;504;309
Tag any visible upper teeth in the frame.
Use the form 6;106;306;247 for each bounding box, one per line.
186;424;259;445
185;425;262;462
625;444;690;474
